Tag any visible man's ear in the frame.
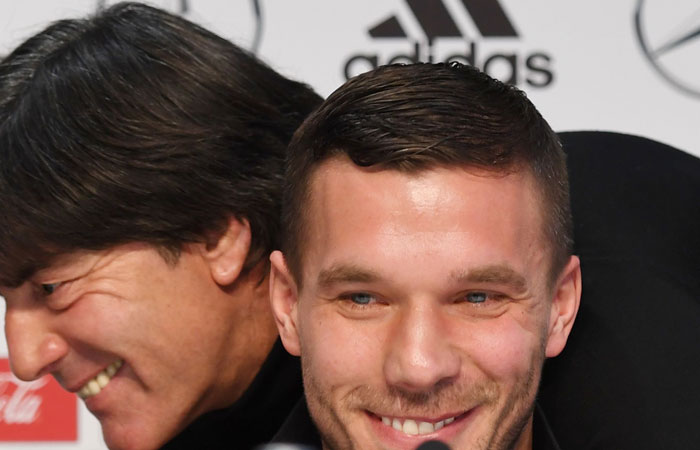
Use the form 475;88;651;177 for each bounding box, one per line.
269;251;301;356
203;217;251;286
545;255;582;358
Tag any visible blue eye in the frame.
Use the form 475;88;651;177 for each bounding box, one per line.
41;282;61;295
466;292;487;304
348;293;375;305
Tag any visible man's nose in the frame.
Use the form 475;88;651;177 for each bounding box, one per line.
4;305;68;381
383;303;460;392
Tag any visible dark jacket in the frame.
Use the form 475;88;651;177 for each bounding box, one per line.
162;340;302;450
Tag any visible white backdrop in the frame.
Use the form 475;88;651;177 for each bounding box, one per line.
0;0;698;448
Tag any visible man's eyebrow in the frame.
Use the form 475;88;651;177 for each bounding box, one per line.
316;264;381;289
451;265;529;295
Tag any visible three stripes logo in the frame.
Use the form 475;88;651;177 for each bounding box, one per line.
369;0;518;41
343;0;554;88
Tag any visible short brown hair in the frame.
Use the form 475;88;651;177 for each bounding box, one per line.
282;62;572;286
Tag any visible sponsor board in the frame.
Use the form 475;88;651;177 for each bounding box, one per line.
343;0;554;87
634;0;700;98
0;359;77;441
94;0;263;52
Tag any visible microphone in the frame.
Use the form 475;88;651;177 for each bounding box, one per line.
258;440;448;450
416;440;451;450
255;444;318;450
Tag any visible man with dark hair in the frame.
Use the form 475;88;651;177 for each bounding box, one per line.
0;2;321;449
269;62;581;449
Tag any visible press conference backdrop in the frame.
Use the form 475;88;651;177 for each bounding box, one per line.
0;0;698;447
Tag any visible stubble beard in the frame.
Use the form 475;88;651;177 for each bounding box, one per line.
303;366;543;450
302;327;549;450
485;329;548;450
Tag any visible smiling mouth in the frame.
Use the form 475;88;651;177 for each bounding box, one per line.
376;413;462;435
77;360;123;399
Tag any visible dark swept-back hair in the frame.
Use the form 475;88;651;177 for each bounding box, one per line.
282;62;572;286
0;2;321;286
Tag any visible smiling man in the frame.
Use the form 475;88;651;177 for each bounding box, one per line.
269;63;581;450
0;3;320;449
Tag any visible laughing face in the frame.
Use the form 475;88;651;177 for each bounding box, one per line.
2;220;275;450
270;158;581;450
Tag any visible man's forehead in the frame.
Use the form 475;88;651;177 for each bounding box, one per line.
19;243;155;283
306;156;543;220
299;157;548;289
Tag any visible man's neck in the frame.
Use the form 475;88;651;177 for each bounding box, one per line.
206;264;279;410
514;415;534;450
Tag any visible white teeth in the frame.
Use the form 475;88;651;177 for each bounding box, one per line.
106;362;117;377
418;421;435;434
380;414;457;436
87;380;100;396
403;419;418;435
77;360;123;399
96;373;110;388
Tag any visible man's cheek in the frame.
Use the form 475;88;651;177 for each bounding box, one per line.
303;318;380;383
466;318;542;377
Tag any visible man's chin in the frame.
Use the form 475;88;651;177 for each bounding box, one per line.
100;415;177;450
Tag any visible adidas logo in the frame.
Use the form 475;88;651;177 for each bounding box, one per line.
343;0;555;88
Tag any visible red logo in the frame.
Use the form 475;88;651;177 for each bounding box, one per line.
0;358;77;441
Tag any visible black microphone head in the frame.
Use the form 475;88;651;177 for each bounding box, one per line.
415;439;451;450
254;444;318;450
